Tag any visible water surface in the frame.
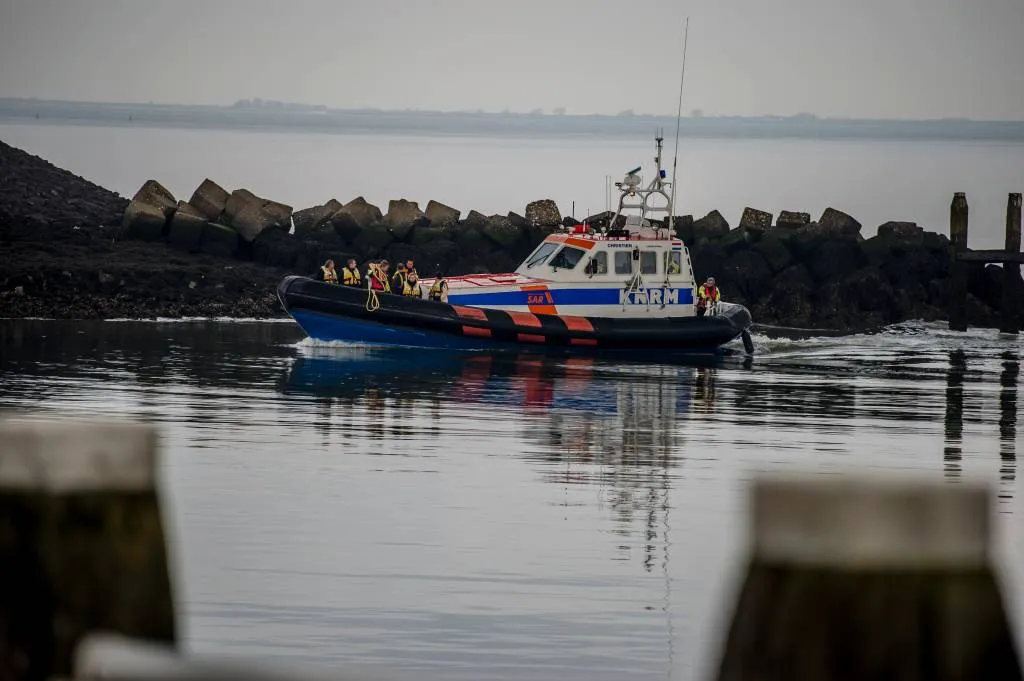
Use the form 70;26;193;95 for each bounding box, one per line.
1;319;1022;680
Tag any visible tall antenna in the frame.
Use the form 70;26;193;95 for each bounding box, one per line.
668;17;690;237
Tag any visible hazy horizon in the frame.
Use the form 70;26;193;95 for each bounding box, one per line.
2;0;1023;120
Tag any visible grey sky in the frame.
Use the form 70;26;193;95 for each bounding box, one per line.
1;0;1022;119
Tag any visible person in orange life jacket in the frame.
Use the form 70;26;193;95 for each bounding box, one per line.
317;259;339;284
696;276;720;317
391;262;408;293
341;258;361;287
368;260;391;292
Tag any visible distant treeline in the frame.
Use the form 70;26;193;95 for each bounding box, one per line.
2;98;1023;141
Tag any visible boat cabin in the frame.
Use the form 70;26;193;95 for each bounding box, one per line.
429;136;707;319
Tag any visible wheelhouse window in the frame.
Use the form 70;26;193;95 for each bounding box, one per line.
550;246;586;270
640;250;658;274
524;242;559;269
614;251;632;275
666;251;683;275
584;251;608;275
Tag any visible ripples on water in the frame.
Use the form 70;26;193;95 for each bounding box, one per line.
0;319;1021;681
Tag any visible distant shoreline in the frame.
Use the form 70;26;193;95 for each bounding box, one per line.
2;97;1024;142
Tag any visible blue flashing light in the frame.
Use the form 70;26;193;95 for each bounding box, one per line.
659;169;667;178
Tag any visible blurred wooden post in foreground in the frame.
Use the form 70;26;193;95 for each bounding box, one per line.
0;419;176;681
949;192;969;332
1000;193;1022;334
712;477;1022;681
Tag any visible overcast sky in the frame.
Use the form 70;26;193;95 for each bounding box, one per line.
1;0;1022;119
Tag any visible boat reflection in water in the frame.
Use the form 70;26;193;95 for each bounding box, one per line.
282;345;725;571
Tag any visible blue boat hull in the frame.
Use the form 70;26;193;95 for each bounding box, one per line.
277;276;751;354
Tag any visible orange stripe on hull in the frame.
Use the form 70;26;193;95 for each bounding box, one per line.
462;325;492;338
570;338;598;347
561;315;595;333
508;311;542;328
517;333;546;344
521;285;557;315
452;305;488;321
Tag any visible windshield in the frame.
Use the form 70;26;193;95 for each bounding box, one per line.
550;246;586;270
524;242;559;268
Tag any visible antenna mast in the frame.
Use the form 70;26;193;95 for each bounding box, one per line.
668;17;690;237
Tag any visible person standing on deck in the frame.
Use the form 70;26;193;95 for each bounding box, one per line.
403;269;422;297
368;260;391;292
391;262;408;294
696;276;720;317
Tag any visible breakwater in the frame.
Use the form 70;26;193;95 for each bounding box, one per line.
1;139;1020;330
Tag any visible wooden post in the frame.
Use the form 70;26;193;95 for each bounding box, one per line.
1000;193;1022;334
0;419;176;681
712;477;1022;681
949;192;970;332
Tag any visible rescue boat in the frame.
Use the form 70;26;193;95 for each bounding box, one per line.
277;137;755;354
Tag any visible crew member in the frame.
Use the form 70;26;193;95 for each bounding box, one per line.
391;262;408;293
428;279;448;302
368;260;391;292
318;259;339;284
696;276;720;317
403;269;422;297
341;258;361;287
405;259;418;280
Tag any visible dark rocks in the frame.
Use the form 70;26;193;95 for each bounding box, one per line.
188;179;229;221
385;199;428;241
507;211;527;228
385;199;425;231
351;224;394;259
669;215;695;241
121;180;177;241
121;201;168;241
525;199;561;227
223;190;293;242
425;200;460;225
722;250;773;301
167;201;207;252
339;196;382;229
325;209;363;243
479;214;522;249
292;203;334;238
753;235;794;274
776;211;810;229
200;223;239;258
739;207;773;233
693;210;730;240
818;207;862;237
808;240;865;283
878;221;923;239
584;211;616;232
7;138;1024;330
252;227;300;268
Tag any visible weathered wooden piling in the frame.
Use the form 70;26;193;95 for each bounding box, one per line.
712;477;1022;681
0;419;176;681
1000;193;1022;334
949;192;970;332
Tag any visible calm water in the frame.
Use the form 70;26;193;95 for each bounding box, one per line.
3;121;1024;249
1;319;1023;680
